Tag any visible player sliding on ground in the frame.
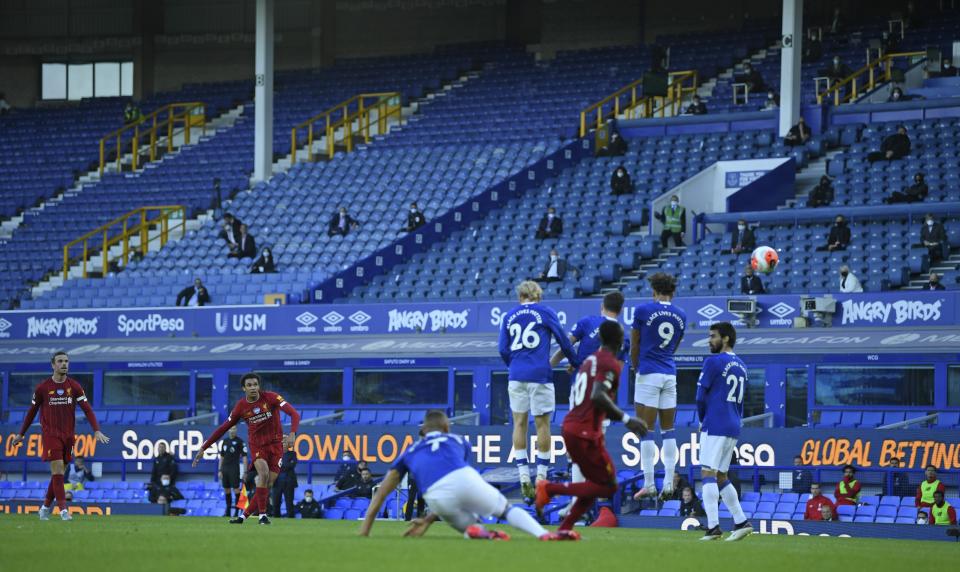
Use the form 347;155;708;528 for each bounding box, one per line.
192;372;300;525
536;321;648;538
13;351;110;521
360;410;569;541
697;322;753;541
630;272;686;500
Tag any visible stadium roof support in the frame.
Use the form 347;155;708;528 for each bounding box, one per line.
779;0;803;136
254;0;275;183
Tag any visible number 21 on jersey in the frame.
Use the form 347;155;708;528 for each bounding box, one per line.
725;374;745;404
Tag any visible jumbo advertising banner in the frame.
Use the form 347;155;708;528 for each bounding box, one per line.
3;425;959;474
0;291;954;342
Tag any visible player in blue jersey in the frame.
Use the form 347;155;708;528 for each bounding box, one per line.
549;291;628;521
498;281;580;498
359;410;570;541
696;322;752;541
629;272;687;499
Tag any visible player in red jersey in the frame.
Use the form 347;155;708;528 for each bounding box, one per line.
192;372;300;525
12;351;110;521
535;321;647;538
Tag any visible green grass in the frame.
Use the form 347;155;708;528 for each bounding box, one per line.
0;515;953;572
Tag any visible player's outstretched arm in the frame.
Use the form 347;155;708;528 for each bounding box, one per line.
548;314;580;367
280;401;300;448
629;328;641;371
404;514;440;538
193;414;240;467
359;469;401;537
549;334;579;368
497;322;511;365
591;379;647;437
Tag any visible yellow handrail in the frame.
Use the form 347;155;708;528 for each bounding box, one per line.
290;92;402;164
579;70;698;137
816;51;926;106
99;103;207;175
62;206;186;280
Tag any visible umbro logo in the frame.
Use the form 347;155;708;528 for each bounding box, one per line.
322;312;344;326
696;304;723;320
0;318;11;332
768;302;796;319
349;311;371;326
295;312;318;327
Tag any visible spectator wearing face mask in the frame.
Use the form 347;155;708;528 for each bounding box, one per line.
404;202;427;233
919;214;947;264
328;207;360;237
822;55;851;86
933;58;959;78
536;248;572;283
762;90;780;111
598;132;628;157
655;195;686;248
610;165;635;195
924;273;946;291
150;442;179;487
296;489;323;518
740;266;765;295
916;510;929;525
838;265;863;293
884;173;927;204
867;125;911;162
803;29;822;63
784;117;811;147
817;215;850;251
806;175;834;208
148;473;184;507
250;247;276;274
888;87;913;103
176;278;211;307
737;63;766;93
729;220;756;255
535;207;563;239
684;95;708;115
335;455;364;490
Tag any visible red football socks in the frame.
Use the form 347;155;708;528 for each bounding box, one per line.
44;480;55;507
559;497;595;531
256;486;269;515
51;474;66;511
545;481;616;499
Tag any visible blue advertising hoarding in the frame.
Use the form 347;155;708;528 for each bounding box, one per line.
0;291;955;343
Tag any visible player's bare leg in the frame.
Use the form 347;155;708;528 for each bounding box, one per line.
632;403;659;499
511;411;534;498
533;414;552;484
658;408;678;499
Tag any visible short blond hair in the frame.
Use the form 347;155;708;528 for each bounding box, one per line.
516;280;543;302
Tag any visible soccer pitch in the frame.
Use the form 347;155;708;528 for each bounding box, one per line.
0;515;952;571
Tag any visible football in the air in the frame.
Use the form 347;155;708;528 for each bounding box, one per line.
751;245;779;274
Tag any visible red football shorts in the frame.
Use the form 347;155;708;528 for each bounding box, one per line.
249;442;283;474
562;427;615;485
42;434;75;463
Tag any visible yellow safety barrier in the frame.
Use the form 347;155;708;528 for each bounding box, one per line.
99;103;207;175
290;92;402;164
817;51;926;106
62;206;186;280
579;70;698;137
